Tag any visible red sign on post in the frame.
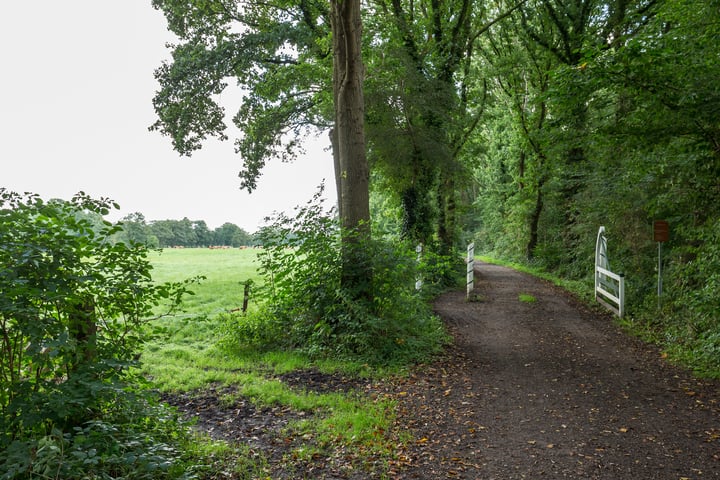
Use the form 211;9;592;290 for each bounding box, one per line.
654;220;669;242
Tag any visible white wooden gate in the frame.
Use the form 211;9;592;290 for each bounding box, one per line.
595;226;625;317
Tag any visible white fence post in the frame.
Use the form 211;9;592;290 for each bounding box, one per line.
619;273;625;318
415;244;423;291
466;242;475;299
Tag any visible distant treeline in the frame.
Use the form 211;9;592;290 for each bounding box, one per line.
114;213;257;248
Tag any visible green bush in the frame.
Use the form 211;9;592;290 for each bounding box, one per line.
0;190;199;479
1;395;196;480
641;220;720;376
222;192;449;365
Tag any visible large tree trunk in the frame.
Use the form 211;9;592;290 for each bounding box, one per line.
331;0;372;298
437;173;457;256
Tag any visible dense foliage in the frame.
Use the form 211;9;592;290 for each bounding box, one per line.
0;190;199;479
150;0;718;375
222;191;451;365
470;0;720;374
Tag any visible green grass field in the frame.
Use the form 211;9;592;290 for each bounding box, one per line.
141;247;401;475
142;246;376;389
148;247;262;315
142;247;283;391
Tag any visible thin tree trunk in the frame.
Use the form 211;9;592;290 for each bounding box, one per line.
526;178;545;259
438;175;457;255
69;297;97;369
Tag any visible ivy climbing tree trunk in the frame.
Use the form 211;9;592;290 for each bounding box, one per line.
331;0;372;298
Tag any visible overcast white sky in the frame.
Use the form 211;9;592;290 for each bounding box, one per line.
0;2;334;232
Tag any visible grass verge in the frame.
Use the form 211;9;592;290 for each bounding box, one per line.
518;293;537;303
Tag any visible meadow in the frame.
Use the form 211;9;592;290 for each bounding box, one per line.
148;247;261;314
142;247;264;390
141;248;400;477
143;246;392;388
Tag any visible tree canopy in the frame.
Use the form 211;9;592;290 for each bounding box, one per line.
471;0;720;371
114;214;255;248
151;0;720;372
151;0;333;192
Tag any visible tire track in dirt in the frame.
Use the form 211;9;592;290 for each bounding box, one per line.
394;261;720;479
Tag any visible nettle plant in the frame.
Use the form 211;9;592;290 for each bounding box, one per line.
0;189;197;478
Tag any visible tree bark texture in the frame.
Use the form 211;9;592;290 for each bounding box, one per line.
526;178;544;259
331;0;370;234
329;127;343;220
331;0;372;296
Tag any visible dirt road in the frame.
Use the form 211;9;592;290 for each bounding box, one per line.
393;261;720;479
166;261;719;478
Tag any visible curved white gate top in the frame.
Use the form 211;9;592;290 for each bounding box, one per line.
596;226;609;273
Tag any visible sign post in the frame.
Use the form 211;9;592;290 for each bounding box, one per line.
654;220;669;308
